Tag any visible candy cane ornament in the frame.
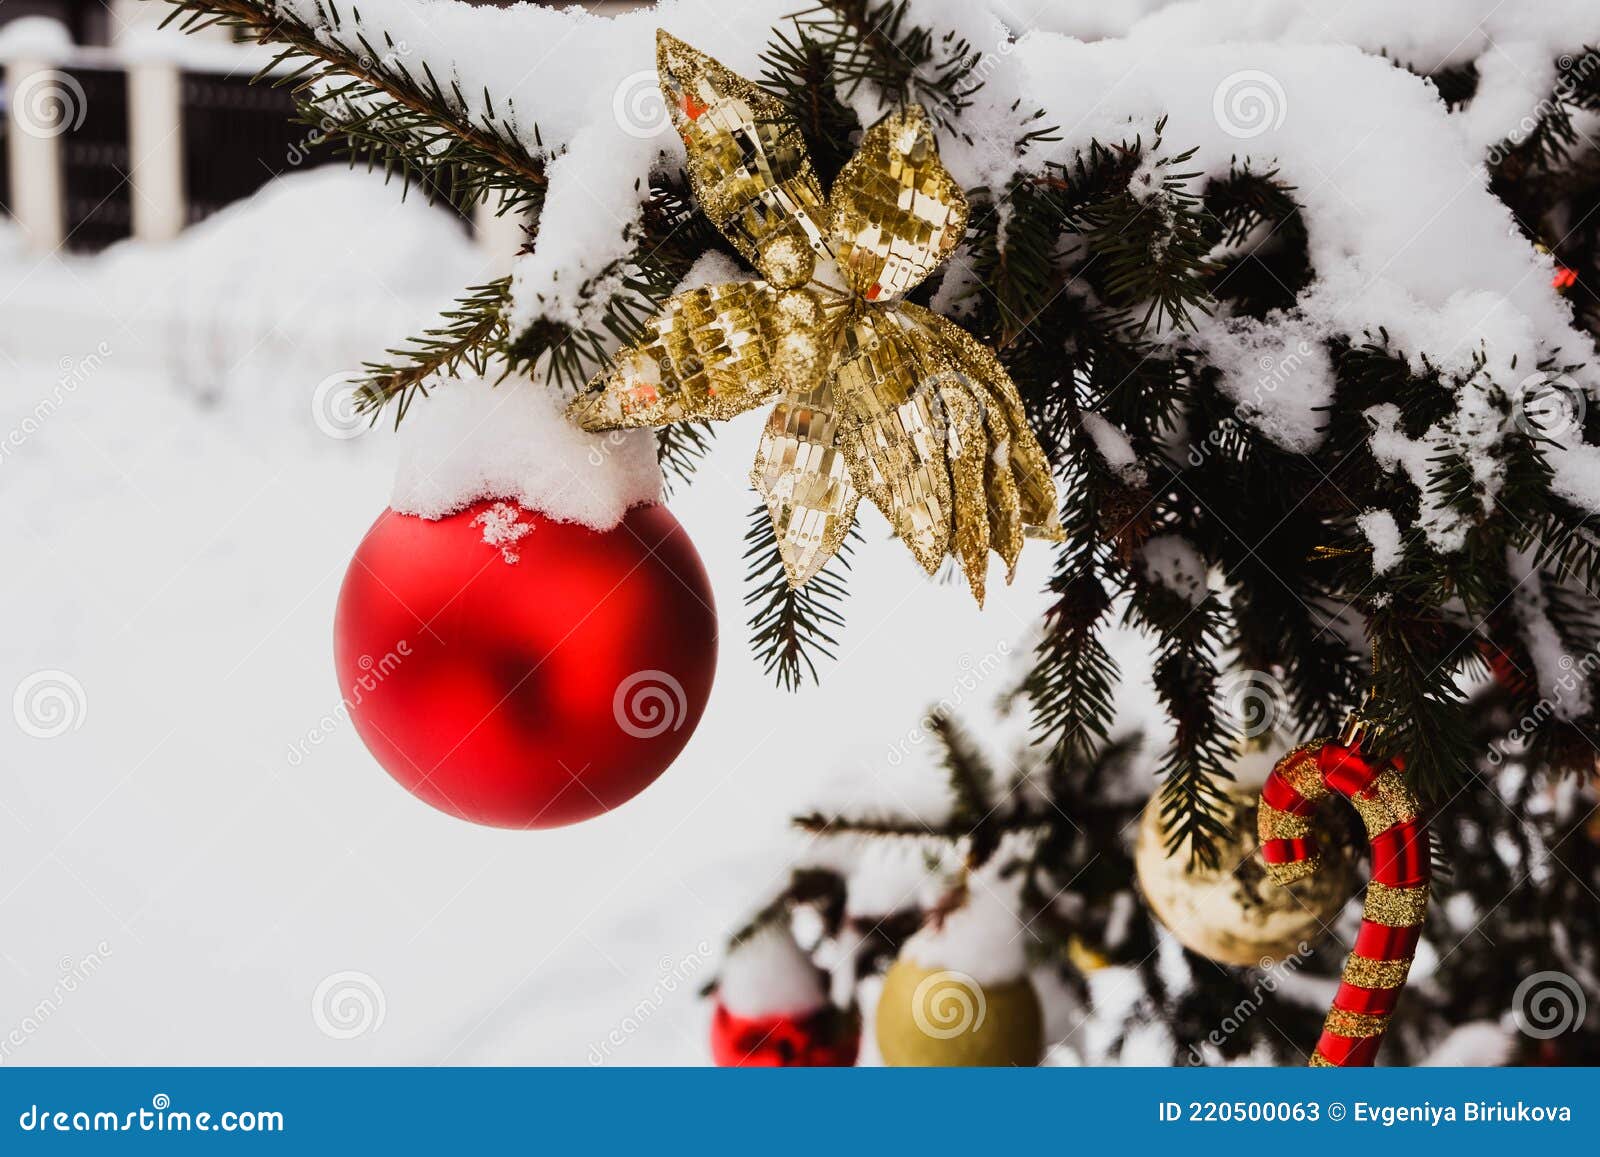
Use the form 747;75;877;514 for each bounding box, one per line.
1257;732;1430;1066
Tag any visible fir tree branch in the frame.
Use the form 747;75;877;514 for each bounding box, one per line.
511;175;732;395
354;278;512;423
1489;44;1600;179
791;807;1050;843
744;506;859;690
925;713;1013;866
656;424;717;497
1130;574;1237;869
1202;164;1311;318
725;868;848;945
1079;143;1212;333
792;813;953;839
1364;597;1477;797
791;0;986;133
1025;516;1121;765
933;713;995;827
759;21;862;184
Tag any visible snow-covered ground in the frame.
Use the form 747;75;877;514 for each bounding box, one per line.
0;167;1112;1065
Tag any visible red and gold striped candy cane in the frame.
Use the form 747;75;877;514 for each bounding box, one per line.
1257;730;1430;1066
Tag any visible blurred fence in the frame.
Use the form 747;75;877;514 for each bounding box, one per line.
0;39;495;255
59;65;130;250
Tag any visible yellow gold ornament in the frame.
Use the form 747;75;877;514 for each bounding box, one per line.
1134;783;1355;968
874;960;1043;1067
568;31;1062;599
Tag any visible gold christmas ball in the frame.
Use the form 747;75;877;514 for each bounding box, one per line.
875;960;1043;1067
1134;783;1353;967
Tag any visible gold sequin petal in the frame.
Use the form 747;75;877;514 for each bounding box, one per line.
751;379;860;587
828;106;969;303
938;375;991;604
657;31;827;290
980;398;1026;575
899;309;1009;587
991;389;1059;535
899;304;1060;536
834;310;953;575
568;280;806;430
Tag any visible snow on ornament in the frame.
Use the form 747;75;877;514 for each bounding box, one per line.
874;881;1044;1067
710;923;859;1067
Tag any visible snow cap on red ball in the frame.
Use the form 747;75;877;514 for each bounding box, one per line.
902;873;1029;986
717;923;828;1019
390;371;661;529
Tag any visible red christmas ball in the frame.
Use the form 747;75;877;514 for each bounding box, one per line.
333;499;716;828
710;1003;860;1067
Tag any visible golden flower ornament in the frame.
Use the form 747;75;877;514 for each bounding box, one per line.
568;31;1062;601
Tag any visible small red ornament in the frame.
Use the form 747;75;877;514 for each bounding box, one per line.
710;1003;860;1067
334;499;716;828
